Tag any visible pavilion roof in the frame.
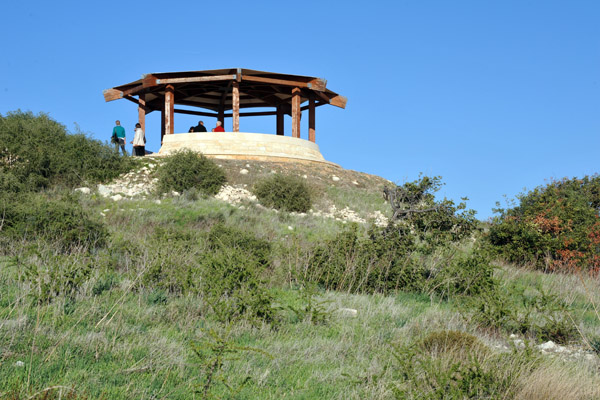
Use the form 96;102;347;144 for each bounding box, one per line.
103;68;347;114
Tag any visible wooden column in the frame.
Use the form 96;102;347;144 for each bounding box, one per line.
218;108;224;128
164;85;175;135
232;81;240;132
308;94;315;143
138;93;146;133
291;87;301;138
160;105;165;144
276;104;284;135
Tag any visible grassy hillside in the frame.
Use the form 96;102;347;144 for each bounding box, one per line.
1;113;600;399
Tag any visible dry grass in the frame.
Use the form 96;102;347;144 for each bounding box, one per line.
514;361;600;400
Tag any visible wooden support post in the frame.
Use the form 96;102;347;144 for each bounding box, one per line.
232;81;240;132
164;85;174;135
276;104;284;135
308;94;315;143
291;87;301;138
218;108;224;128
138;93;146;133
160;105;165;144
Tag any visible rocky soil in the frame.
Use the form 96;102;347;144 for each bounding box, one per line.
76;156;392;226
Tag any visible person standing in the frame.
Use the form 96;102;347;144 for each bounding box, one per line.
131;123;145;156
193;120;207;132
112;120;127;155
212;121;225;132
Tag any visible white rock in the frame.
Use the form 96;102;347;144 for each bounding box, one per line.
100;212;106;217
539;341;557;351
240;169;249;175
110;194;123;201
288;226;293;231
97;185;111;197
74;187;91;194
352;181;359;185
103;209;110;213
302;175;308;179
339;308;358;317
245;164;251;168
171;191;180;197
509;334;518;339
15;361;24;367
332;176;340;182
154;200;161;205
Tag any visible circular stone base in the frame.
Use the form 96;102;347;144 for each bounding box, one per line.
157;131;339;167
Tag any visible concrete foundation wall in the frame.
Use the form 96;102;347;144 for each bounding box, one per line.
157;131;337;165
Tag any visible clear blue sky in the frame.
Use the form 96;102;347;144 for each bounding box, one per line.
1;1;598;219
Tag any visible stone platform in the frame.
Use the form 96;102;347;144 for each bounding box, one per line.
157;131;338;166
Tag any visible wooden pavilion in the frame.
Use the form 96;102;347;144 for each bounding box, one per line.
103;68;347;145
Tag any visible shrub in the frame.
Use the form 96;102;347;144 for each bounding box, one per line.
487;175;600;272
201;223;274;324
431;249;496;300
140;226;202;293
0;110;133;190
253;173;312;212
0;191;107;250
207;223;271;268
155;149;226;196
199;249;275;324
387;337;540;399
306;224;424;294
464;283;577;343
18;252;93;304
305;222;493;297
384;175;478;252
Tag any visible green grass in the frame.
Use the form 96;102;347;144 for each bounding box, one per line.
2;179;600;399
0;264;447;399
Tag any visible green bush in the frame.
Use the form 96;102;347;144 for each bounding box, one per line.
305;222;494;297
306;224;423;294
253;173;312;212
207;223;271;268
487;175;600;272
387;337;538;399
384;175;478;252
18;252;93;304
464;283;576;343
140;226;202;293
0;191;107;250
0;110;133;190
431;249;496;300
202;223;274;324
155;149;226;196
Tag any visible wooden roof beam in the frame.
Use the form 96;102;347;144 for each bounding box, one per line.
174;108;219;118
329;95;347;109
104;88;123;102
312;90;347;109
241;75;327;91
142;74;237;88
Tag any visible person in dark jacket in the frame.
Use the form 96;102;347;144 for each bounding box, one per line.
193;121;207;132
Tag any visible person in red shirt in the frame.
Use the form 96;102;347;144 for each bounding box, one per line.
212;121;225;132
